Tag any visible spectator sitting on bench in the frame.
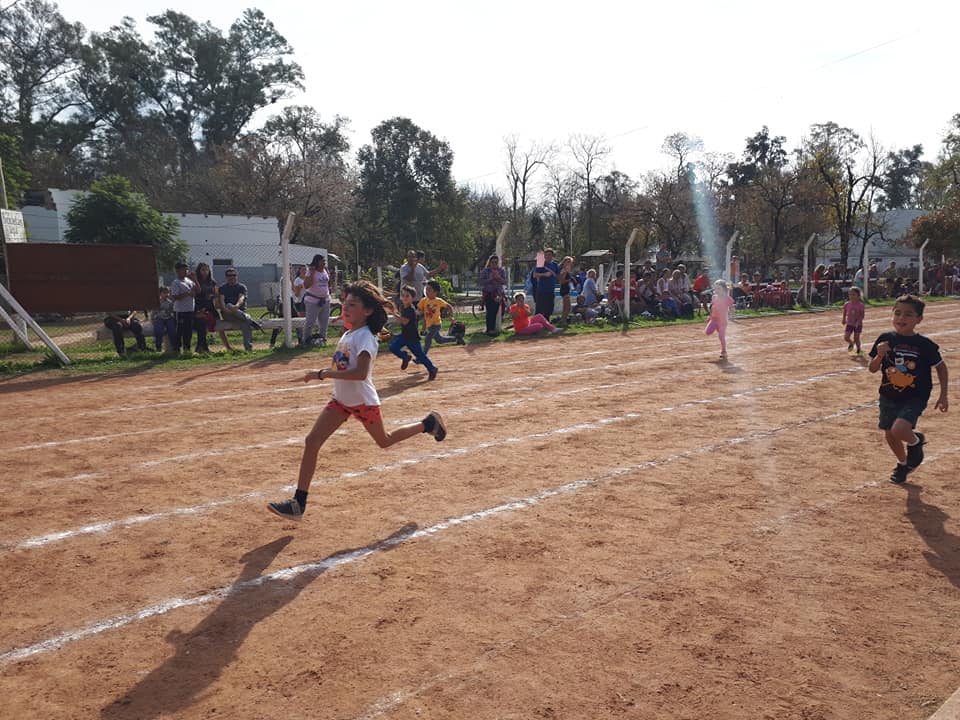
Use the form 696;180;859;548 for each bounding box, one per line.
104;309;148;356
151;286;177;352
218;267;261;352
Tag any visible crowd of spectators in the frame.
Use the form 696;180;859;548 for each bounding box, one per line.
102;250;960;357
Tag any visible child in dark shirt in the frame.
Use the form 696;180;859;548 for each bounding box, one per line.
388;285;438;381
868;295;949;484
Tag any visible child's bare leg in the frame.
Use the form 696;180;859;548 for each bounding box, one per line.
717;324;727;355
884;427;908;464
364;418;427;449
218;329;234;351
297;408;348;491
854;330;861;352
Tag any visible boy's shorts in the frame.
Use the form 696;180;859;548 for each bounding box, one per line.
325;398;382;424
878;395;927;430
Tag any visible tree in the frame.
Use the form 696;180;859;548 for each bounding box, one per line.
568;133;609;250
65;175;185;270
880;145;928;210
799;122;886;270
0;0;85;158
355;117;468;265
504;135;553;244
0;132;31;206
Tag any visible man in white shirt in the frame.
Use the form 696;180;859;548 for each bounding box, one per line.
170;261;197;353
398;249;448;300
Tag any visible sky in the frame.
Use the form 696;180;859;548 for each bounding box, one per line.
54;0;959;193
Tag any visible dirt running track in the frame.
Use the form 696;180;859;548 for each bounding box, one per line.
1;303;959;720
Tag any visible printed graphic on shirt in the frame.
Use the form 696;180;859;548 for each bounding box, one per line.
883;348;918;393
332;346;350;371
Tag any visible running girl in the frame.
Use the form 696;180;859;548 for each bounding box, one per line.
705;279;734;360
268;280;446;521
842;287;865;355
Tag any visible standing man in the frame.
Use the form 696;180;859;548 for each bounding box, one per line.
218;267;261;352
399;249;448;300
170;261;197;353
532;247;560;322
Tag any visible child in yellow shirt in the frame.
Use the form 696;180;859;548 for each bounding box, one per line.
418;280;465;352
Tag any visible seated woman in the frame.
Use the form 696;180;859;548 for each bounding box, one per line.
509;293;562;335
657;269;680;317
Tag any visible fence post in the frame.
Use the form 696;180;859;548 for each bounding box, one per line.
494;221;510;331
918;238;930;295
802;234;817;306
624;228;638;321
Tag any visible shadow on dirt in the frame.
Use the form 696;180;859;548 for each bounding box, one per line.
101;522;418;719
902;483;960;589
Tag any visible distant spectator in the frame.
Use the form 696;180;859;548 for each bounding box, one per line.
558;255;577;325
573;295;600;322
884;260;897;279
581;269;600;306
608;269;625;315
509;292;562;336
479;254;507;336
218;267;260;352
292;265;306;313
419;280;463;351
191;262;217;353
302;254;333;346
658;268;680;316
103;309;147;356
853;266;864;290
399;249;448;300
532;247;560;321
151;287;177;352
170;261;197;353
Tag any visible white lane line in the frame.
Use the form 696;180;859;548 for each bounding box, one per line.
8;363;885;549
352;444;960;720
0;401;878;666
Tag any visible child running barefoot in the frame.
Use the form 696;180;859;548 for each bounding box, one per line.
705;279;734;360
868;295;948;484
842;287;865;354
268;280;447;521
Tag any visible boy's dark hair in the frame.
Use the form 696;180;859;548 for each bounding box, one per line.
426;279;441;293
400;284;417;297
616;269;624;278
175;261;187;269
895;294;925;316
343;280;395;333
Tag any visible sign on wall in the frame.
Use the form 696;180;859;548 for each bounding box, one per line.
0;209;26;244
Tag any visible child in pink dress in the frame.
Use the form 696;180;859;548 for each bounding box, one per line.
705;279;734;360
842;287;865;355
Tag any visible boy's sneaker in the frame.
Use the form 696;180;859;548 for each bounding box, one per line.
847;342;854;351
401;356;410;370
428;367;438;381
906;432;926;470
422;411;446;441
890;463;910;484
267;497;303;521
456;337;465;345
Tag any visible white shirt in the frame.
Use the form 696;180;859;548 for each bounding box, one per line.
399;262;428;298
170;277;196;312
304;269;330;303
293;276;305;302
330;325;380;407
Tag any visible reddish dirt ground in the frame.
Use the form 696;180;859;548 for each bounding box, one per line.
1;302;959;720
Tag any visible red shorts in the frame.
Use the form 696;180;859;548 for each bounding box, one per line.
325;398;382;424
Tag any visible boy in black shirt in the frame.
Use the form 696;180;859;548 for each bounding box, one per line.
868;295;949;484
388;285;438;381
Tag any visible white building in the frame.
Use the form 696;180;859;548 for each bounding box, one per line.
815;208;927;272
20;189;329;304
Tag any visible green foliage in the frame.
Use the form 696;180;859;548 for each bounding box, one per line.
0;133;31;206
356;117;471;265
65;175;186;270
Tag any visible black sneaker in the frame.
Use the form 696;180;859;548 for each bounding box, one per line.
428;367;438;381
890;464;910;484
422;411;446;441
906;432;926;470
401;356;410;370
267;497;303;520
